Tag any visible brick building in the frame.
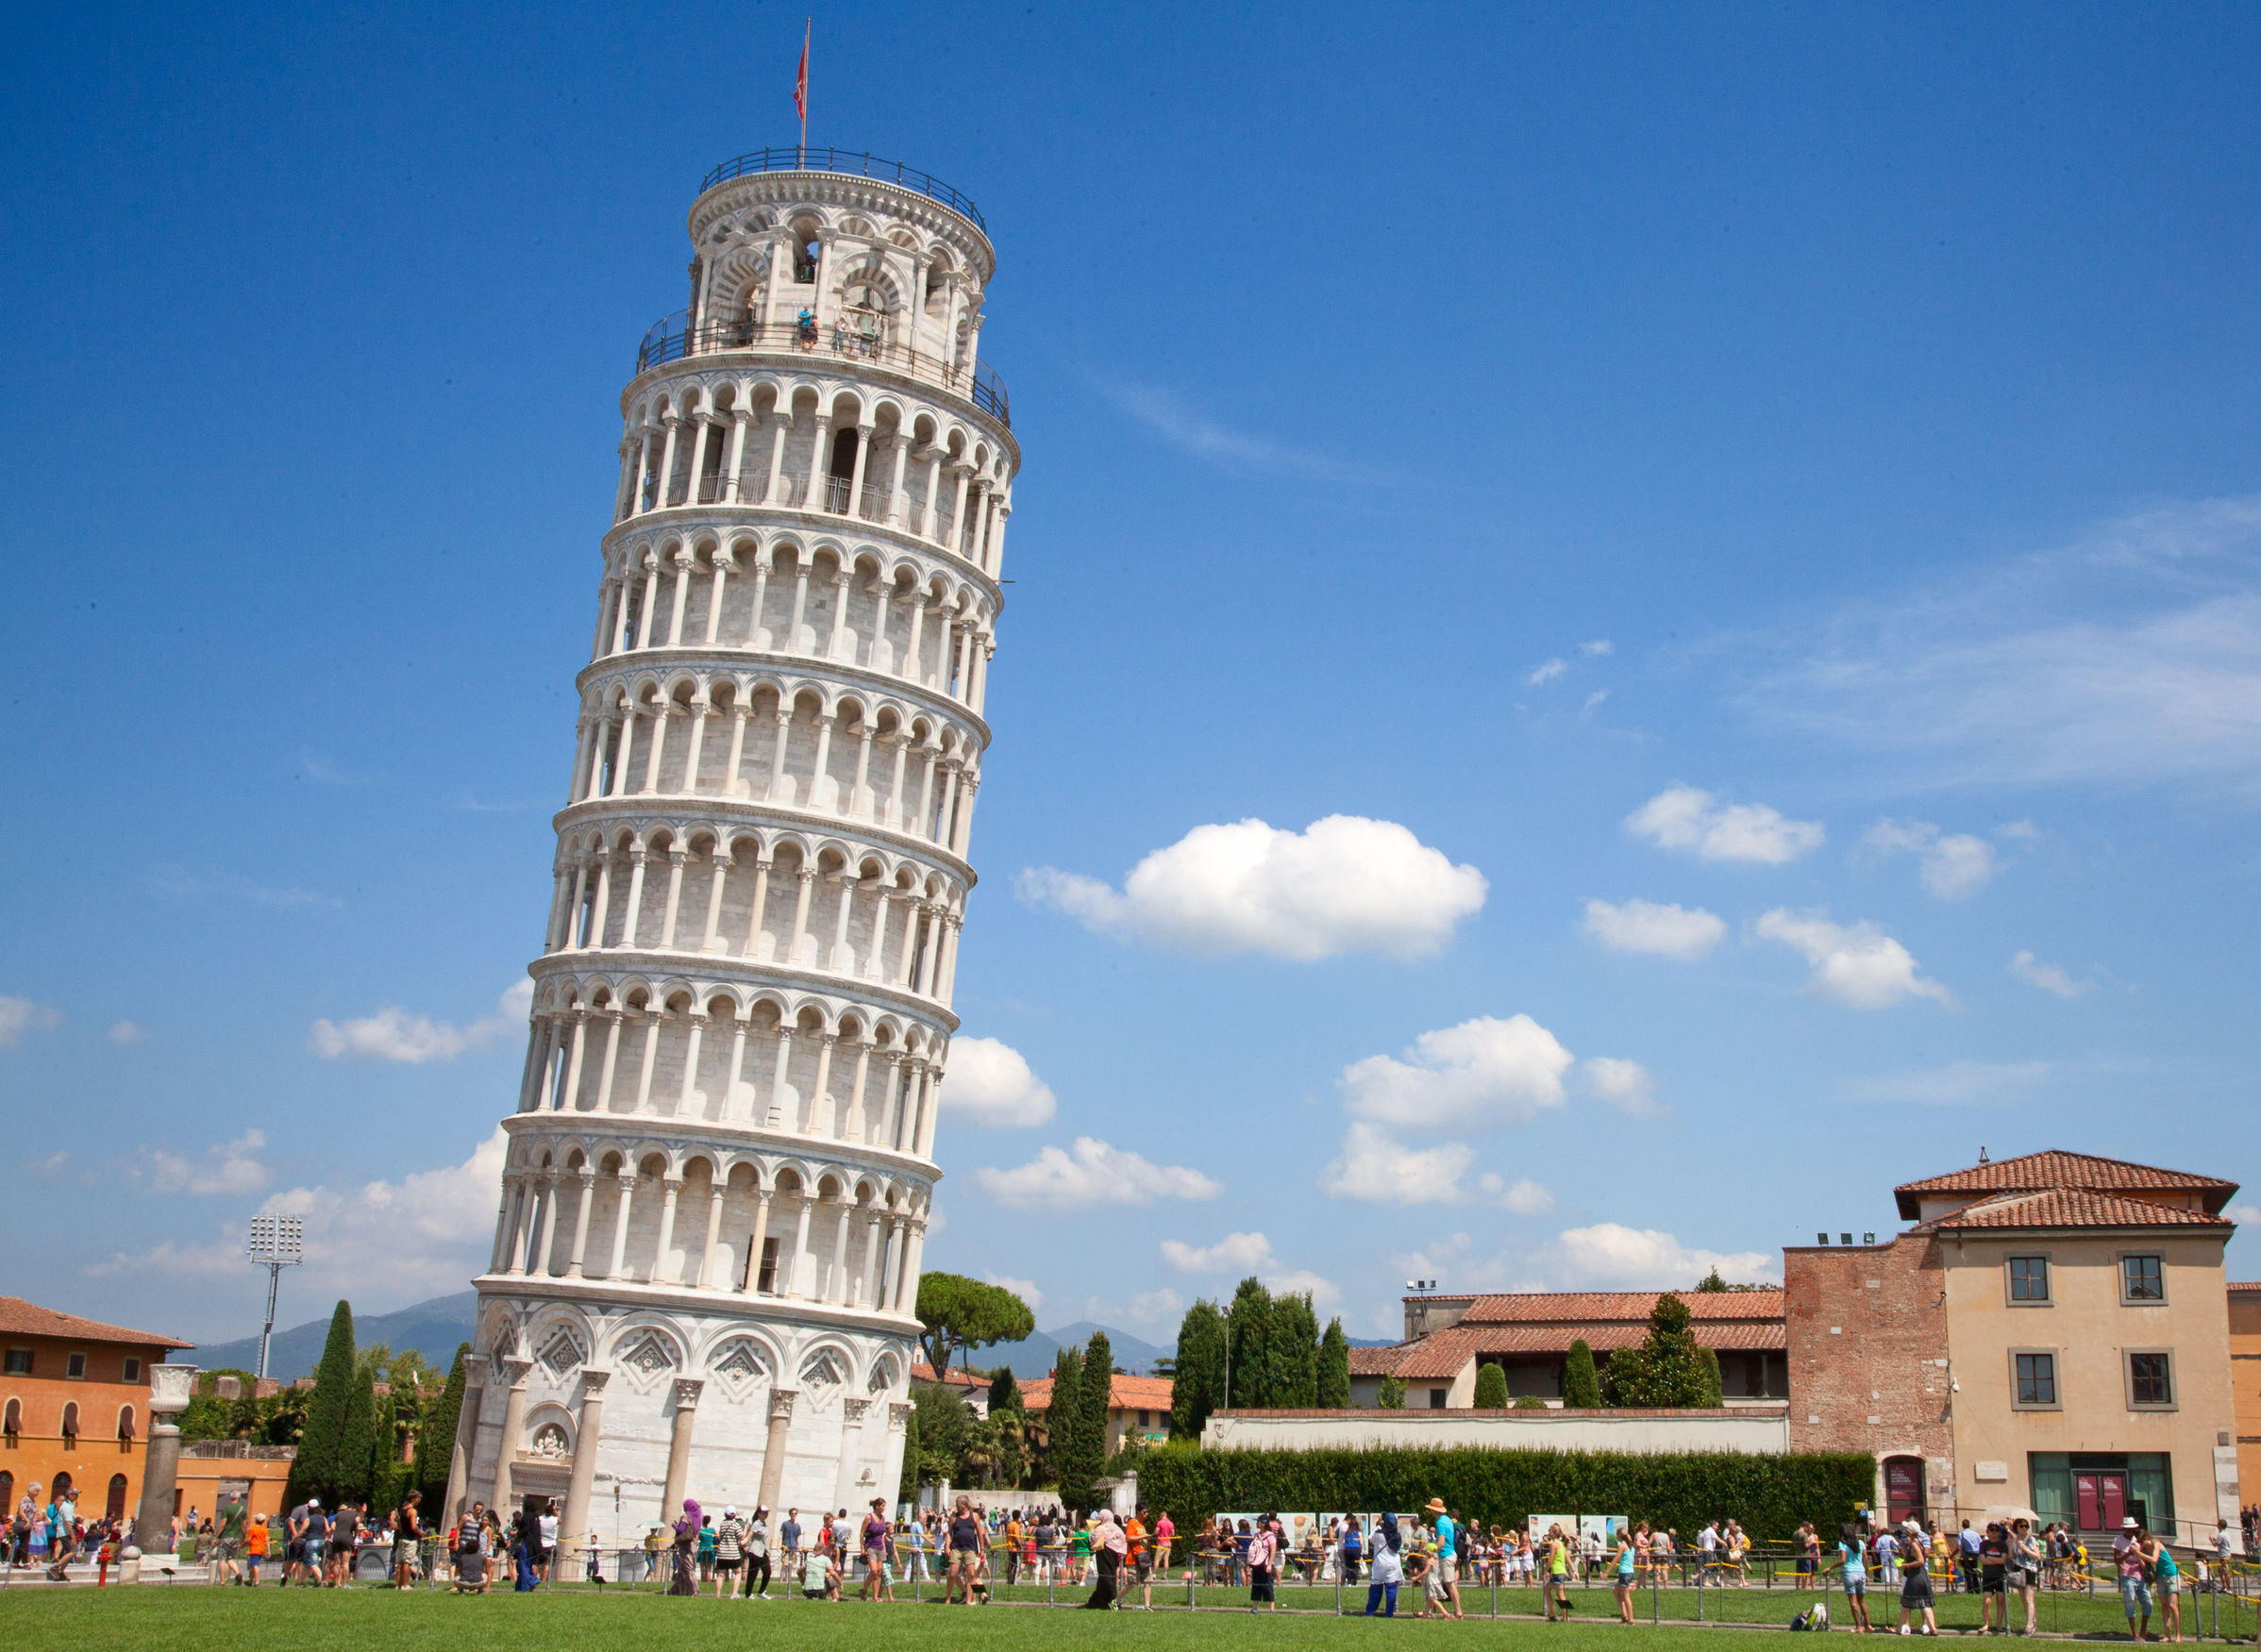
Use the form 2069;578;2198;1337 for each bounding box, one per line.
2232;1282;2261;1510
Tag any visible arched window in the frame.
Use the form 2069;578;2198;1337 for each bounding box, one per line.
105;1474;128;1520
59;1401;79;1445
2;1397;19;1442
117;1404;136;1444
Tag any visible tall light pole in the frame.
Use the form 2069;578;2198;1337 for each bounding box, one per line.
246;1213;303;1381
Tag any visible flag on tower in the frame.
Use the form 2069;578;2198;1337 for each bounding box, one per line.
795;22;810;124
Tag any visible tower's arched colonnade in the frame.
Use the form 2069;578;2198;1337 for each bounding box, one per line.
456;153;1018;1539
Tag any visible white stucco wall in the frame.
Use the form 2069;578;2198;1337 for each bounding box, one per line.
1200;1407;1791;1454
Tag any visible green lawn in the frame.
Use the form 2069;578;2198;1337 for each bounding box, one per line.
1;1580;2253;1650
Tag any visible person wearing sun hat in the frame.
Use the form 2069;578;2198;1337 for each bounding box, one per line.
1425;1498;1466;1619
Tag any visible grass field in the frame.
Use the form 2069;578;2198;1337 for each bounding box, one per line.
1;1579;2253;1650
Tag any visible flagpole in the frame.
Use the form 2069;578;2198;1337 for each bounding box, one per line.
798;17;810;167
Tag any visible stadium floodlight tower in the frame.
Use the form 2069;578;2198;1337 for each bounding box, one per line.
246;1213;303;1381
455;147;1017;1539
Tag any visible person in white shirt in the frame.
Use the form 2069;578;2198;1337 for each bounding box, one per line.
1698;1521;1720;1582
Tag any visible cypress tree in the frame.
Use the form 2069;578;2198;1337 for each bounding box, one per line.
1055;1332;1110;1506
1564;1339;1600;1408
1047;1344;1083;1505
1169;1300;1228;1438
1272;1293;1320;1407
1077;1330;1113;1469
287;1301;356;1503
1473;1361;1509;1409
987;1366;1022;1414
1316;1319;1351;1409
417;1343;469;1509
334;1354;378;1503
1698;1345;1724;1407
1227;1277;1276;1408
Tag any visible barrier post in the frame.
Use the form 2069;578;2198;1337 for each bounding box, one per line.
1697;1554;1705;1621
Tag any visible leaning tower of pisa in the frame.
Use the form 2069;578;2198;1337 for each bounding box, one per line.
453;148;1015;1542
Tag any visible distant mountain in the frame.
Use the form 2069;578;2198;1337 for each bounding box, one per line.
190;1293;477;1382
974;1322;1173;1379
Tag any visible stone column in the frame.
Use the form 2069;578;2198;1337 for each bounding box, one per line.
741;1191;772;1293
756;1389;797;1516
650;1175;683;1283
660;1377;702;1527
559;1368;610;1546
604;1168;637;1279
491;1356;533;1514
444;1380;483;1523
696;1176;727;1288
132;1363;196;1547
565;1167;597;1277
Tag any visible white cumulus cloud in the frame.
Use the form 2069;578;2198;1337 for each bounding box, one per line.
1547;1223;1781;1290
1862;818;1999;900
1017;815;1487;961
91;1127;511;1305
944;1037;1058;1126
1582;897;1727;959
973;1138;1221;1211
1338;1014;1575;1132
1478;1174;1556;1214
1580;1056;1664;1117
0;997;62;1049
309;980;533;1063
1754;908;1954;1009
1317;1122;1477;1204
141;1130;271;1196
2010;950;2096;999
1158;1230;1340;1305
982;1271;1044;1312
2225;1203;2261;1227
1626;785;1824;864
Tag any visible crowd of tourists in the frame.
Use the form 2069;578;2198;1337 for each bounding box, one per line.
7;1480;135;1583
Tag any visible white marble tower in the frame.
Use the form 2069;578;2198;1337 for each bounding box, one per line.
457;148;1015;1544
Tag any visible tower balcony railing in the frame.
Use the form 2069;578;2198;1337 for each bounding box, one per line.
698;146;986;232
636;309;1010;428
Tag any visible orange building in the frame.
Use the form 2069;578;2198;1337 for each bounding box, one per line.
0;1296;190;1523
2232;1281;2261;1512
1022;1370;1175;1454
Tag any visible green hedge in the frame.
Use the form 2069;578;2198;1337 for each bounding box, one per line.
1134;1443;1874;1552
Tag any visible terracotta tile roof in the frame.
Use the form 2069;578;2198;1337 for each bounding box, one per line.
1020;1373;1175;1413
2230;1281;2261;1293
1458;1290;1784;1324
1364;1314;1784;1379
1894;1152;2236;1218
0;1296;192;1350
1348;1345;1410;1377
1919;1188;2233;1233
910;1362;988;1389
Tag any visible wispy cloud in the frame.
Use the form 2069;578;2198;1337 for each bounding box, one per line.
137;1130;271;1196
298;751;370;786
2010;949;2097;999
0;997;62;1049
309;980;532;1064
1096;380;1394;483
1527;658;1567;686
109;1020;146;1045
1837;1059;2057;1106
1581;640;1614;657
1744;494;2261;793
148;865;342;910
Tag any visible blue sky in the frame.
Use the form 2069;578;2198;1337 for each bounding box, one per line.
4;2;2258;1346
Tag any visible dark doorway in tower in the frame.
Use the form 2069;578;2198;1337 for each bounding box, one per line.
1884;1456;1925;1527
828;426;860;514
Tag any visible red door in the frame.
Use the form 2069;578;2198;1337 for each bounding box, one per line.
2074;1473;2127;1532
1884;1458;1925;1527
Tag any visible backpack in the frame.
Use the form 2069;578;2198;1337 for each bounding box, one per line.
1791;1604;1829;1631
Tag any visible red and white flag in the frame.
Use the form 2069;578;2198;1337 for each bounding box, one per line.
794;22;810;124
